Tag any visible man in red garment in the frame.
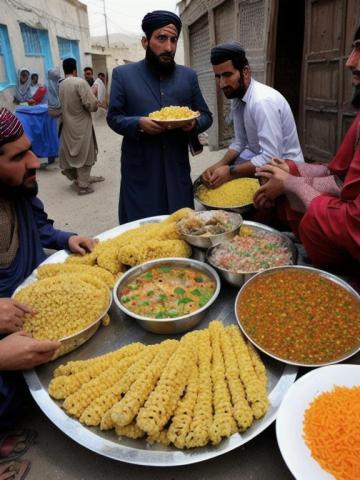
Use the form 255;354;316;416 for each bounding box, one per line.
253;26;360;269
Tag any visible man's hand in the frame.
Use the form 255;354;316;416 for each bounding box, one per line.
0;331;61;370
268;157;290;172
206;165;232;189
181;119;196;132
68;235;98;255
255;163;290;183
0;299;32;334
253;164;289;209
138;117;166;135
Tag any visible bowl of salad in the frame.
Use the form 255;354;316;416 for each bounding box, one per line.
113;257;221;334
206;221;297;287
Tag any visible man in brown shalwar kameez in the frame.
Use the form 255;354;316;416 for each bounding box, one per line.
59;58;104;195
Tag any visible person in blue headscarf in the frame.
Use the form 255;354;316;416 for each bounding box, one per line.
107;10;213;224
47;67;62;118
13;68;31;104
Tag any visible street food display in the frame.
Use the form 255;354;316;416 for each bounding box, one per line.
303;385;360;480
118;263;216;319
236;267;360;366
209;228;293;273
195;178;259;208
149;106;199;121
49;321;269;449
19;211;359;469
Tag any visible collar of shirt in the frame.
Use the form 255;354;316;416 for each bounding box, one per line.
242;78;254;104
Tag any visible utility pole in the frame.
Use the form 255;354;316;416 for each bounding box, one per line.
103;0;110;48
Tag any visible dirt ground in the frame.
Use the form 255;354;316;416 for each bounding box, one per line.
37;114;223;237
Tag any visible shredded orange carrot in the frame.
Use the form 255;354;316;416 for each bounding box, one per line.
303;386;360;480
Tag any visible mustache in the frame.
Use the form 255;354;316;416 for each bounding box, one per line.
23;168;36;180
352;70;360;77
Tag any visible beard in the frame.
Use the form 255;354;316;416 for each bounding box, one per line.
351;82;360;109
146;46;175;76
0;169;38;199
222;71;247;99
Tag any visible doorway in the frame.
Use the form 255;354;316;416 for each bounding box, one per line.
273;0;305;123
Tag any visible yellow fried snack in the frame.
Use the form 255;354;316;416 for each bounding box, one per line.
49;321;269;449
15;277;109;341
37;263;116;288
149;106;198;120
227;325;268;419
118;239;191;267
197;178;259;207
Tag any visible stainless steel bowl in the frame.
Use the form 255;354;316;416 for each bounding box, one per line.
176;210;243;249
206;221;297;288
235;265;360;367
193;176;255;215
113;257;221;334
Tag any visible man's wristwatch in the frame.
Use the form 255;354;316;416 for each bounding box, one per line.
229;165;236;176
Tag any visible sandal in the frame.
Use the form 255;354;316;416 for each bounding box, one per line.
89;176;105;183
0;459;30;480
0;430;37;463
77;186;94;196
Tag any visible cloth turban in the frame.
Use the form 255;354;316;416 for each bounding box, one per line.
142;10;182;38
210;41;247;66
0;108;24;148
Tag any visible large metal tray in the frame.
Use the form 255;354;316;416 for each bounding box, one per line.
23;216;297;467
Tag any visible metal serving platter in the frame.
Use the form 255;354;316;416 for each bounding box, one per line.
235;265;360;368
193;176;255;215
23;216;298;467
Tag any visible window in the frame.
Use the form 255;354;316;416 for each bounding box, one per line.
20;23;53;77
57;37;81;71
0;24;16;91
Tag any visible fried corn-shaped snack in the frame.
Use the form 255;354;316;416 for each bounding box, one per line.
37;263;115;288
65;249;99;265
220;328;253;430
97;247;123;275
147;429;170;446
137;337;196;436
162;208;192;224
80;382;125;426
115;423;145;440
167;361;199;449
209;321;237;445
101;314;110;326
15;277;108;341
100;345;161;430
185;329;213;448
63;355;138;417
226;326;268;419
111;340;178;428
246;341;268;390
49;343;145;396
118;239;191;267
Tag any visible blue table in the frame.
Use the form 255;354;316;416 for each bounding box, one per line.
15;105;59;159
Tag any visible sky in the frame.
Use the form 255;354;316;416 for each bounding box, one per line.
81;0;179;37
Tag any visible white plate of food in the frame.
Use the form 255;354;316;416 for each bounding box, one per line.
276;363;360;480
149;106;200;128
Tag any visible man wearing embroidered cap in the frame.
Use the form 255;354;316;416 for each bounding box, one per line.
0;107;97;370
107;10;212;224
202;41;304;188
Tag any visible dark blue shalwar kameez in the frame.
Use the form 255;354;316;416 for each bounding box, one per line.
107;60;213;224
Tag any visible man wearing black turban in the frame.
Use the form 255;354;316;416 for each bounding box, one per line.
202;41;304;189
107;10;212;224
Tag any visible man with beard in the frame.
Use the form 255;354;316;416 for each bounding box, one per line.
202;42;303;188
107;10;212;223
253;26;360;269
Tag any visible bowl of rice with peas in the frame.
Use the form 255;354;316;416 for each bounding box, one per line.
193;177;260;214
206;221;296;287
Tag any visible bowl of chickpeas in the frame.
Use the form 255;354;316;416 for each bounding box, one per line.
13;274;112;360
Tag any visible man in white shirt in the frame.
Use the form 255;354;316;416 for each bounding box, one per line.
202;42;304;188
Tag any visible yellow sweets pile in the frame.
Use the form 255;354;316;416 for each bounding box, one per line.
48;321;268;449
65;208;192;270
14;275;110;341
149;106;198;121
197;178;260;207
